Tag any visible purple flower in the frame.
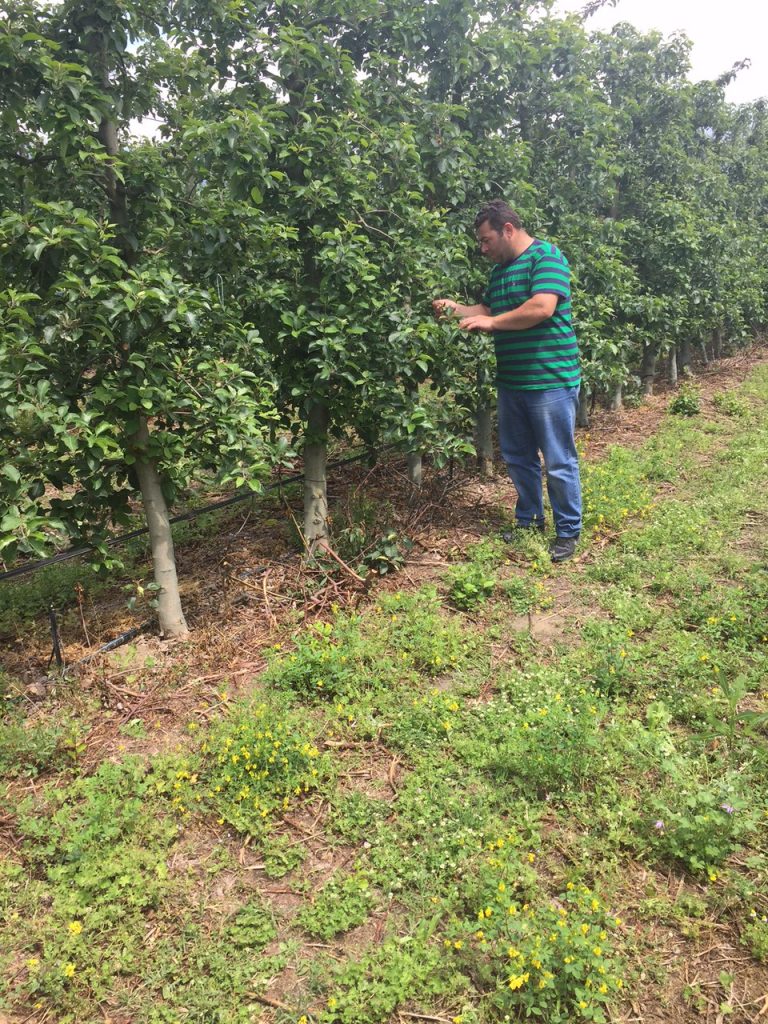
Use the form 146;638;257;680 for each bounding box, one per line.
654;820;665;831
720;803;735;815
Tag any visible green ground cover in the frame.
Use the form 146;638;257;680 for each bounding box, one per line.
2;367;768;1023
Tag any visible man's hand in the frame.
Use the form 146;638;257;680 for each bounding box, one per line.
459;314;495;332
432;298;458;319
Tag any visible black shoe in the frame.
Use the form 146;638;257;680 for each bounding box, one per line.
549;536;578;562
502;520;546;542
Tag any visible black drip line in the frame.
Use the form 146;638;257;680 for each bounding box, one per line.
1;443;405;585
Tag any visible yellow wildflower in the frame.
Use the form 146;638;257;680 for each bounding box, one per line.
508;972;530;990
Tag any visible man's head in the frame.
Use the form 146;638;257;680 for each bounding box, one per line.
473;200;525;263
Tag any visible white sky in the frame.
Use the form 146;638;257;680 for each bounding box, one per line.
554;0;767;104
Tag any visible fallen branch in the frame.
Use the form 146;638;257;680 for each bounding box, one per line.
399;1012;455;1024
388;755;400;795
187;663;266;686
316;543;368;585
262;569;278;628
247;992;292;1012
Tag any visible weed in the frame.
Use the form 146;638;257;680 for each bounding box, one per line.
8;758;179;1019
698;673;768;759
578;620;638;698
365;761;508;903
374;587;475;676
297;871;376;939
445;540;506;611
580;446;653;536
319;926;449;1024
713;390;750;418
196;697;330;836
0;564;109;637
500;573;541;614
15;758;176;921
264;587;473;704
449;835;624;1023
0;711;80;778
136;913;288;1024
327;792;390;844
265;620;371;702
643;776;758;876
118;717;148;740
455;683;608;800
670;384;701;416
333;495;406;575
261;833;308;878
447;562;496;610
388;687;464;753
329;497;412;574
741;912;768;961
362;529;412;575
225;898;277;950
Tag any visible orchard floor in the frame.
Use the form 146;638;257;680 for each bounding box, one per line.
2;345;768;1024
3;344;767;682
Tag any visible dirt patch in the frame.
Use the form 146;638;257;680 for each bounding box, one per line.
613;863;768;1024
334;746;401;802
579;345;768;464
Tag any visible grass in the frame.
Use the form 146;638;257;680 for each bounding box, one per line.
2;367;768;1022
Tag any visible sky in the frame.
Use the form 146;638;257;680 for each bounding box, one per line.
554;0;767;104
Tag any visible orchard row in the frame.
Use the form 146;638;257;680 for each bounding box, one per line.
1;0;765;631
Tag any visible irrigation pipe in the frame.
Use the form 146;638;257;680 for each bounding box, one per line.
0;442;407;585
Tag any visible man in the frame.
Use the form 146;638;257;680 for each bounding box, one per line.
433;199;582;562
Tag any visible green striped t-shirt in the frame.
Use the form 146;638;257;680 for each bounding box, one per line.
483;238;580;391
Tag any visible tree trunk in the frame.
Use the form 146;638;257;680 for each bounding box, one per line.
677;339;692;376
474;360;494;477
86;13;187;637
303;399;330;550
699;340;709;366
609;383;623;411
712;328;722;360
640;343;657;396
130;418;188;637
405;383;424;486
407;451;423;487
474;402;494;477
83;15;132;261
576;387;590;428
668;346;678;386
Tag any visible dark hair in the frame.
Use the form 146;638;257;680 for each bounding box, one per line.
474;200;523;233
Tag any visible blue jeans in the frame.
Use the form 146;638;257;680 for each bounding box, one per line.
497;385;582;538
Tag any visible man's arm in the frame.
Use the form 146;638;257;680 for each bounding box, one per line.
433;298;490;319
459;293;558;332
